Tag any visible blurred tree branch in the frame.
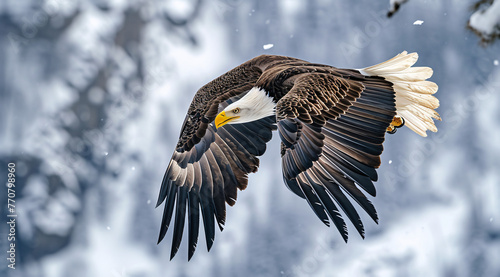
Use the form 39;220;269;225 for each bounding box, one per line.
387;0;408;18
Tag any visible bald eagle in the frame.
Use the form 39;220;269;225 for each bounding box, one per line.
157;51;440;260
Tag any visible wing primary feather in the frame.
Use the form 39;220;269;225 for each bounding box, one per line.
320;175;366;238
157;161;174;207
209;142;239;205
297;173;330;227
158;183;177;244
336;174;378;223
187;190;200;261
199;155;216;251
205;149;226;231
307;169;348;242
170;186;188;260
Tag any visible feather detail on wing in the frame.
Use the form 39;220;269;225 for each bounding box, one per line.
277;71;396;241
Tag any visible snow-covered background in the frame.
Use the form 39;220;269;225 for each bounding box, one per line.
1;0;500;276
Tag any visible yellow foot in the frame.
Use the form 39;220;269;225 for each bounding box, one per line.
391;116;405;128
386;115;405;134
386;125;397;134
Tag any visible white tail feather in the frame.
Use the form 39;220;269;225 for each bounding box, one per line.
359;51;440;137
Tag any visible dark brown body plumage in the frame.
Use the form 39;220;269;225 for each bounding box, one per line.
157;55;396;260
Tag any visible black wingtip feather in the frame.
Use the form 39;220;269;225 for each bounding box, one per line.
157;173;173;208
323;181;366;238
198;156;216;252
158;184;178;244
297;174;331;227
170;186;188;260
187;190;200;261
199;191;216;252
337;177;379;224
311;184;349;241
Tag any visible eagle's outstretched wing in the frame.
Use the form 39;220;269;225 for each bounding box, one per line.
275;69;396;241
156;55;303;260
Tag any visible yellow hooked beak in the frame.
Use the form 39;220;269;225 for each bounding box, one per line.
215;111;239;129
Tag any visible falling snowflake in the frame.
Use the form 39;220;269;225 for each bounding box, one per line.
413;20;424;25
263;44;274;50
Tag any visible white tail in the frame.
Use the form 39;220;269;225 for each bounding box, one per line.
359;51;441;137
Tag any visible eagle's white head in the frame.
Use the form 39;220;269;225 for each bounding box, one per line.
215;87;276;128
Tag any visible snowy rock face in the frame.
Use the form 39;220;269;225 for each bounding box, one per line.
468;0;500;44
1;1;500;277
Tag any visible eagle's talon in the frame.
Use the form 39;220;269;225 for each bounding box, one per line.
392;115;405;128
386;126;397;134
386;115;404;134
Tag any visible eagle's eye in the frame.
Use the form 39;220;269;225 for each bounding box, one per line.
232;108;240;114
